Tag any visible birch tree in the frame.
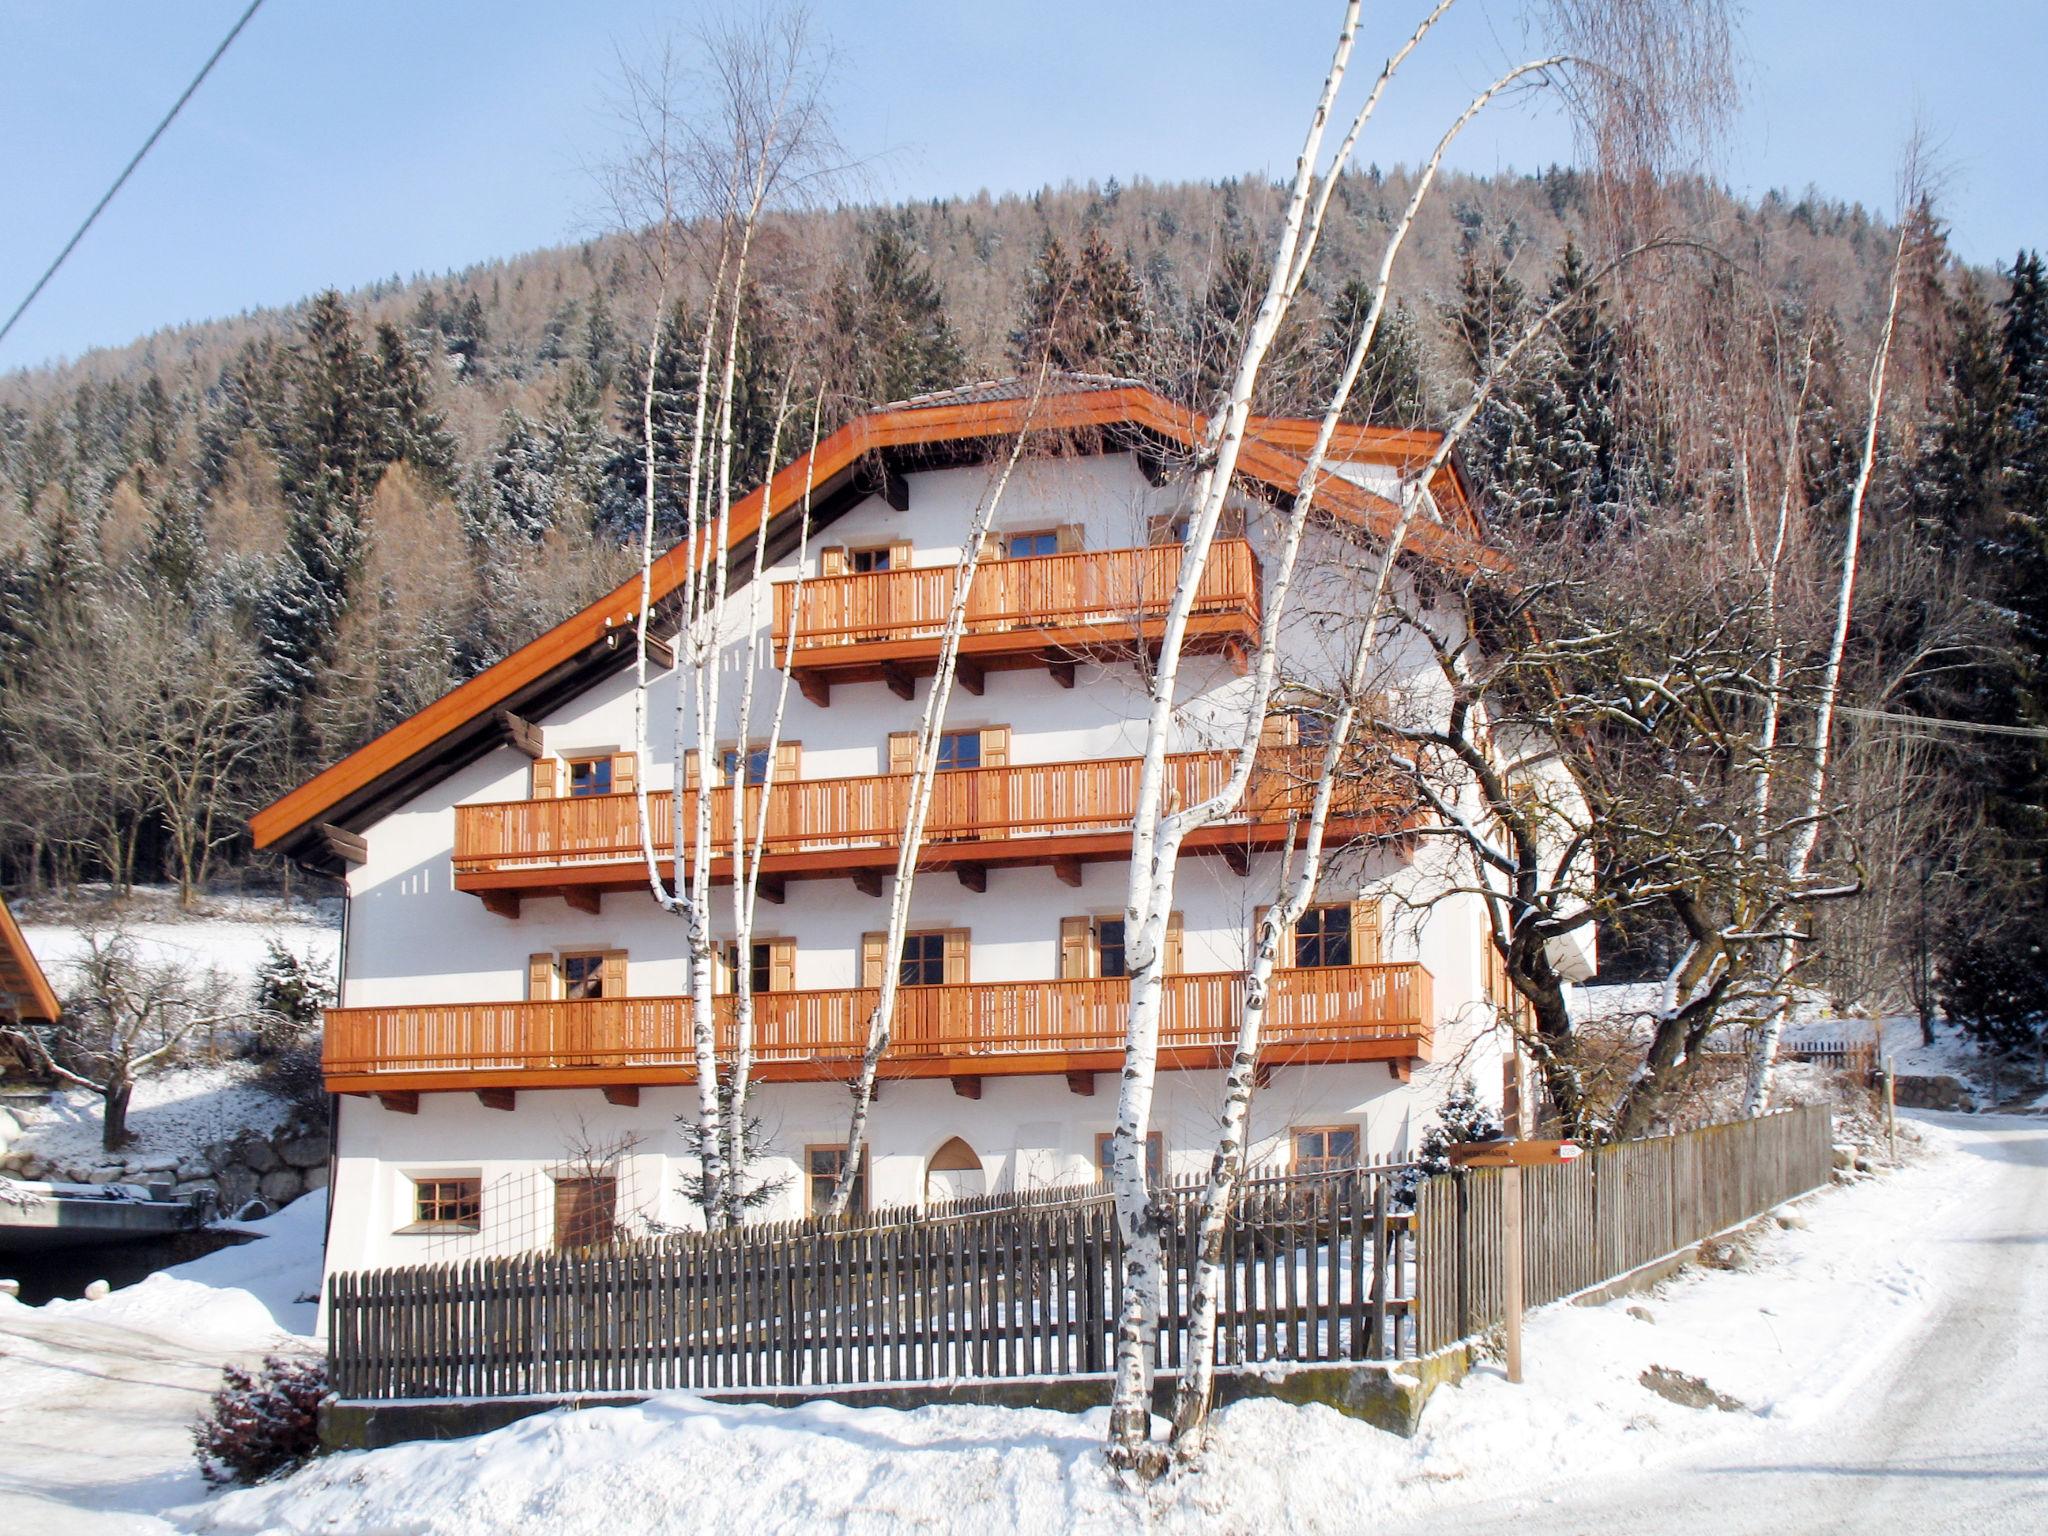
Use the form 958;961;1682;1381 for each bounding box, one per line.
818;362;1057;1218
1101;0;1732;1469
605;10;837;1224
1743;190;1924;1114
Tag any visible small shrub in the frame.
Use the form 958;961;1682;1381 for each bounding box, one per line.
251;941;332;1060
257;1035;327;1114
1395;1075;1504;1207
192;1354;330;1487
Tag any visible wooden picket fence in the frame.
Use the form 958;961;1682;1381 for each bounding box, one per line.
328;1163;1419;1402
1412;1106;1832;1353
326;1110;1832;1402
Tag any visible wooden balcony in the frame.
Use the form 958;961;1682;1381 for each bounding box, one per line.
323;962;1435;1098
452;748;1407;914
773;540;1261;705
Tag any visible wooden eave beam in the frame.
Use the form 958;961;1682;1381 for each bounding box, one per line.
602;1085;640;1107
955;659;984;696
881;662;916;701
477;1088;516;1111
852;870;884;899
1065;1070;1095;1096
956;863;987;893
796;671;831;709
1053;856;1083;889
377;1091;419;1114
951;1075;981;1100
481;891;522;920
560;887;602;916
496;710;544;759
317;823;369;868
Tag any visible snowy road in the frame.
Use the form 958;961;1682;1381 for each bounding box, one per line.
0;1306;258;1533
1385;1111;2048;1536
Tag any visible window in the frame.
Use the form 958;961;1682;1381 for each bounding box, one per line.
899;931;947;987
1096;918;1128;979
720;746;773;786
567;756;614;798
560;952;608;1001
553;1174;618;1249
407;1176;481;1233
1294;904;1354;969
935;730;982;772
1006;530;1060;559
1061;914;1178;979
1096;1131;1163;1185
807;1145;866;1216
720;939;795;996
1291;1125;1360;1175
849;546;894;573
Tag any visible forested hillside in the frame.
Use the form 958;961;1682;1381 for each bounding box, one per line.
1;165;2042;1042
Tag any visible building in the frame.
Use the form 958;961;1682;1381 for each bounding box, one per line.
0;895;61;1081
253;375;1576;1281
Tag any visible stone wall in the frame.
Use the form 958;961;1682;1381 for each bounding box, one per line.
0;1111;331;1219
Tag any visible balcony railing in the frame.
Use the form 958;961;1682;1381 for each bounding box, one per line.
774;539;1261;656
323;963;1434;1087
453;747;1384;879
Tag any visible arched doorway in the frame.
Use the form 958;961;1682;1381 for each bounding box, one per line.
925;1136;985;1206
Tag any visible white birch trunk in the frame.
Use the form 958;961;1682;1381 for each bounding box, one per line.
821;372;1052;1218
1744;221;1909;1116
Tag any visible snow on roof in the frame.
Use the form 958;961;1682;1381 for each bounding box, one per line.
883;372;1146;411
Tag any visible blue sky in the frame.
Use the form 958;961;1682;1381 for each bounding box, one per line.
1;1;2038;371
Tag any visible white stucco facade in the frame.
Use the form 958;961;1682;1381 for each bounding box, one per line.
319;431;1519;1285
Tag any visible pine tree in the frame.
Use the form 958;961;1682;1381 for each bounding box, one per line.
259;293;381;713
370;322;457;486
828;221;966;407
1933;253;2048;1054
1008;231;1149;376
1317;280;1429;427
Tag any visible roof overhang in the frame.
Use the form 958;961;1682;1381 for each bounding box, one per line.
0;897;60;1023
251;380;1496;870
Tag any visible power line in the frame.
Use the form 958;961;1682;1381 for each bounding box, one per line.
0;0;266;354
1836;703;2048;742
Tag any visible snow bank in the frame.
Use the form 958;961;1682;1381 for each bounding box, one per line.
42;1190;327;1341
188;1126;1972;1536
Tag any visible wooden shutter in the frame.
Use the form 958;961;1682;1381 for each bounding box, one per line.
774;740;802;781
554;1175;617;1250
820;546;848;576
979;530;1006;561
887;731;918;775
1260;714;1300;749
528;953;556;1001
601;950;628;998
1351;900;1382;965
768;936;796;993
979;725;1010;768
888;539;913;568
1255;906;1292;968
1060;916;1092;980
682;750;702;792
860;932;887;989
1163;911;1184;975
611;753;638;797
531;758;559;798
1054;523;1085;553
943;929;970;985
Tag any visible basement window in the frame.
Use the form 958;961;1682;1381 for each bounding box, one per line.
1290;1125;1360;1175
402;1175;482;1234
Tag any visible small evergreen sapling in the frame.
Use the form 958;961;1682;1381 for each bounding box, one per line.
1396;1076;1504;1206
192;1354;329;1487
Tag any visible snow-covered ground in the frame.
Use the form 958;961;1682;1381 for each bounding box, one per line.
5;1064;302;1173
14;886;340;1009
4;1113;2038;1536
